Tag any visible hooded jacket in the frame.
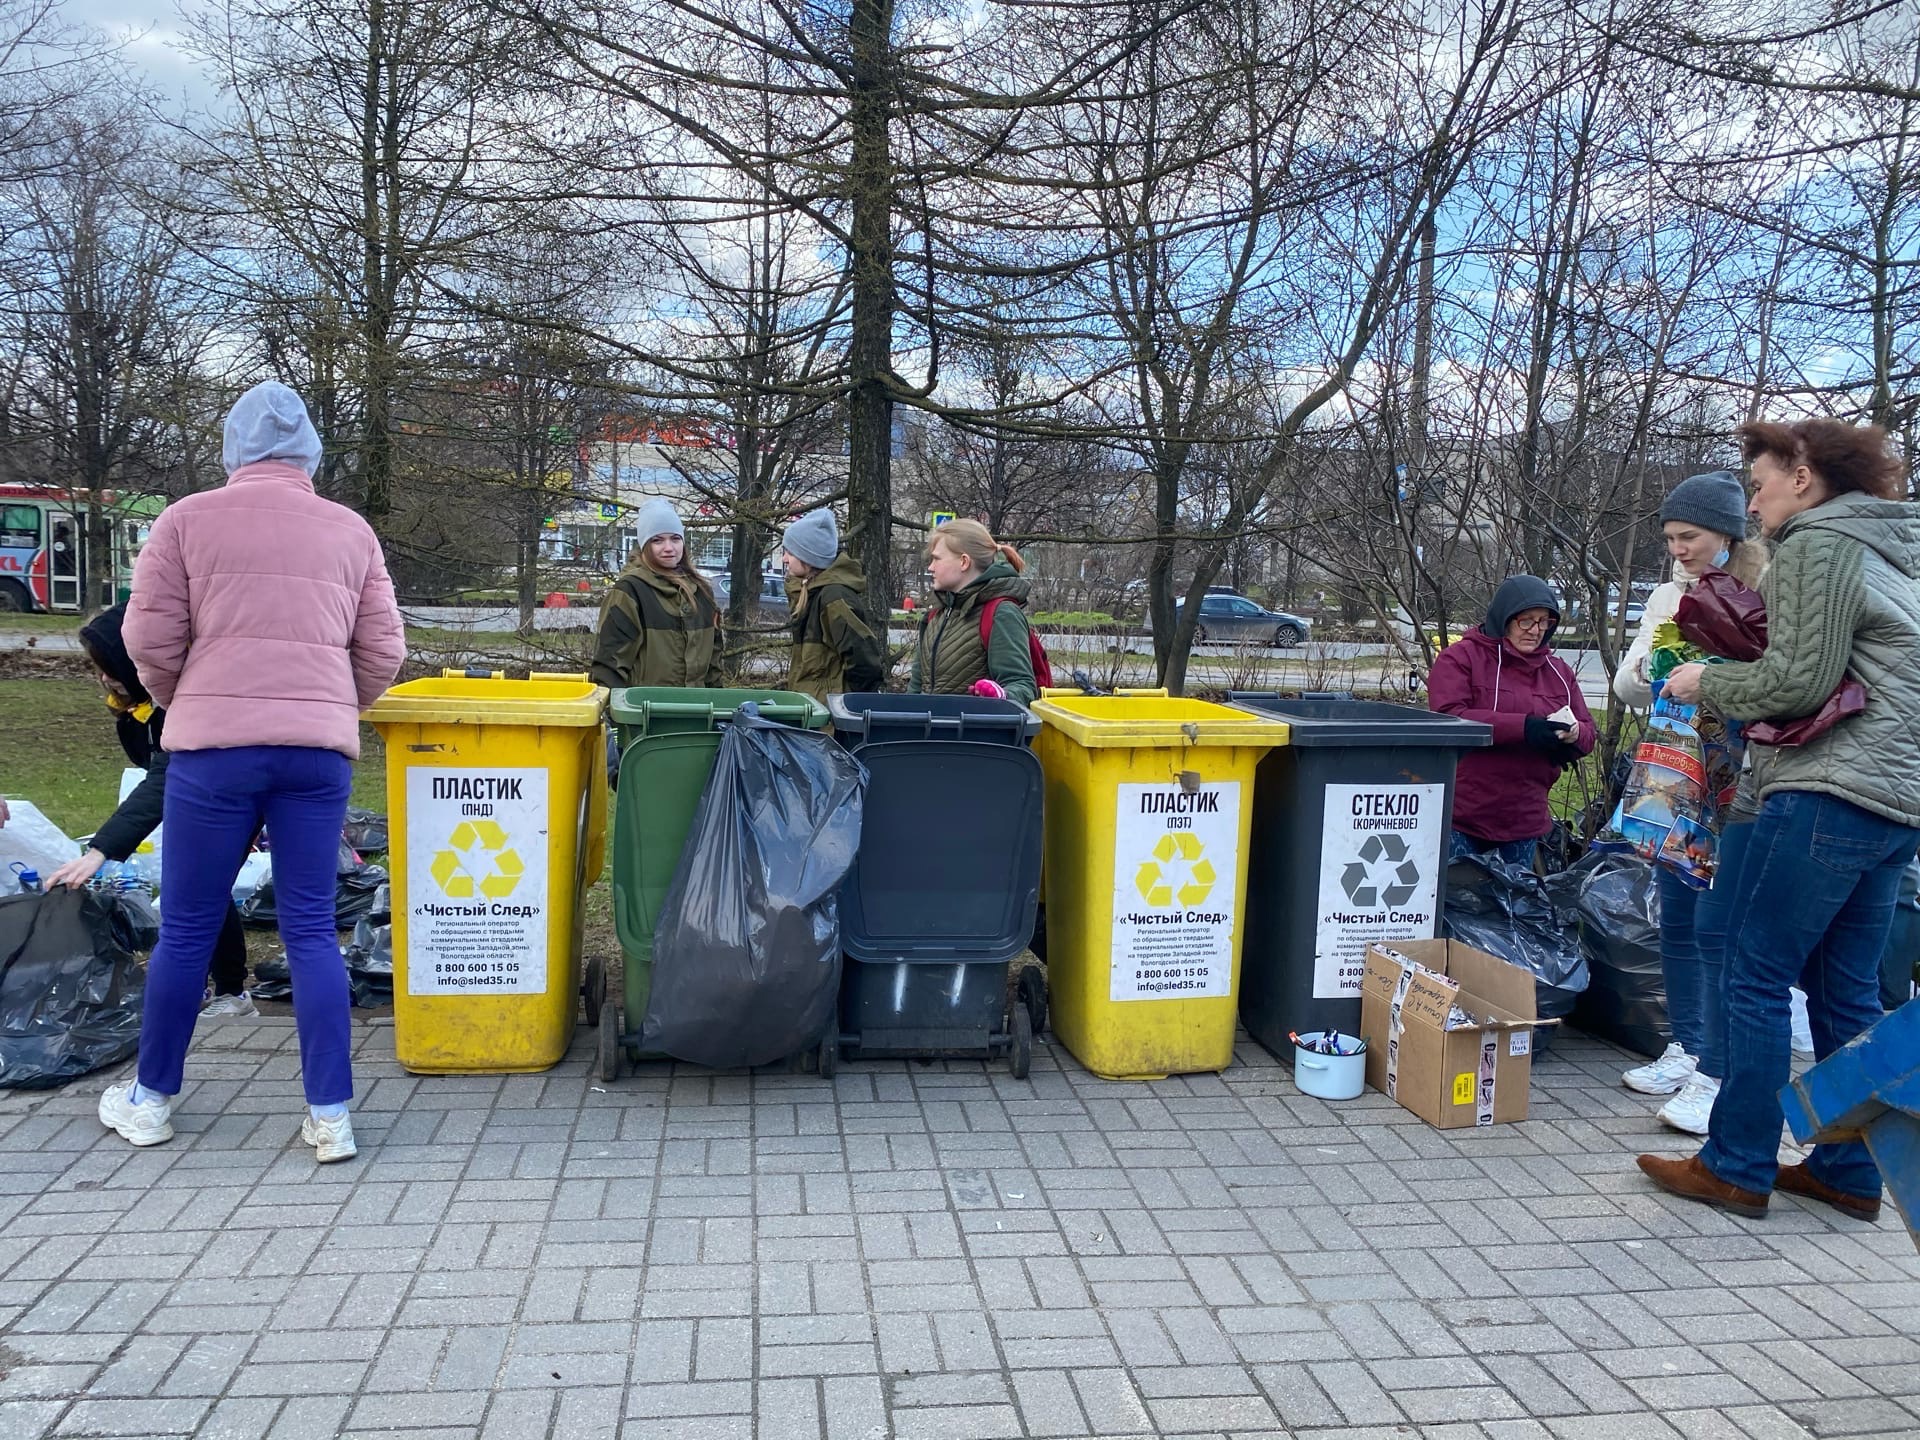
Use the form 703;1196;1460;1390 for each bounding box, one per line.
77;605;168;862
908;560;1037;707
589;557;724;690
1699;493;1920;827
786;553;886;701
1427;577;1597;843
123;463;407;760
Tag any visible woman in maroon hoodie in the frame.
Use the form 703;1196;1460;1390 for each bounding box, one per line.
1426;576;1596;869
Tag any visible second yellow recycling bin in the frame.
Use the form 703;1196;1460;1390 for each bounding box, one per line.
367;670;608;1074
1031;692;1286;1080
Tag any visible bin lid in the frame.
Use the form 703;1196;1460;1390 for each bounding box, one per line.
1224;693;1493;749
609;687;828;735
840;740;1043;963
829;692;1041;747
367;674;606;728
1030;695;1287;749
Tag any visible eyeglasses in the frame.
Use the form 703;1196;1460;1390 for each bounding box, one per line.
1511;616;1553;631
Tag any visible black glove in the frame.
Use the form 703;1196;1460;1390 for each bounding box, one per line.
1523;715;1570;754
1551;739;1586;766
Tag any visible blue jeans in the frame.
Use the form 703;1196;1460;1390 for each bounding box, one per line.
1673;818;1755;1080
139;746;354;1106
1657;871;1709;1071
1882;858;1920;1010
1701;792;1919;1199
1449;830;1540;871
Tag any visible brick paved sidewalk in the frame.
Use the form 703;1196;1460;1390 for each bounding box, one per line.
1;1017;1915;1440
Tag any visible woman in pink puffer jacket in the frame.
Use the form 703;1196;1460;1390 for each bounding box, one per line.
98;381;406;1165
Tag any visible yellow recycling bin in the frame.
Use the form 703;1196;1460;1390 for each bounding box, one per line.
1031;692;1286;1080
366;670;609;1074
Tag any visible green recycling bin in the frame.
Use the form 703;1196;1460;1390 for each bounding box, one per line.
605;687;829;1076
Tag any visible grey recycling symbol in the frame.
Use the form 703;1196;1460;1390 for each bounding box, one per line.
1340;831;1420;908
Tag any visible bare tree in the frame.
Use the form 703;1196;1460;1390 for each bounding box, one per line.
181;0;554;521
7;97;212;610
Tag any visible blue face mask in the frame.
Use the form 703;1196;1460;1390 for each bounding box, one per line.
1713;548;1730;568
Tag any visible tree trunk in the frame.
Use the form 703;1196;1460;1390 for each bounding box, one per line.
844;0;896;628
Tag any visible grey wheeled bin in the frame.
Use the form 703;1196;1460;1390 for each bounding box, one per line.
1224;693;1492;1053
829;694;1046;1076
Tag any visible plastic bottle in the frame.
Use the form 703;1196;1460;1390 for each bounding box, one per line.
11;862;43;893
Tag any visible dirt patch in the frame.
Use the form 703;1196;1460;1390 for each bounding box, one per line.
0;649;92;681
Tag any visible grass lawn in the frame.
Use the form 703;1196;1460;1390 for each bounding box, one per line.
0;613;82;632
0;677;387;837
1;675;619;1003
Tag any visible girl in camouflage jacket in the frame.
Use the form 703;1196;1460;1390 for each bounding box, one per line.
781;508;886;701
589;499;724;690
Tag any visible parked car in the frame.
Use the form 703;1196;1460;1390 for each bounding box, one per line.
1195;593;1311;647
708;570;790;624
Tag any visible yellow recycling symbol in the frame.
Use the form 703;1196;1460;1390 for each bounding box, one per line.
429;819;524;899
1134;832;1215;908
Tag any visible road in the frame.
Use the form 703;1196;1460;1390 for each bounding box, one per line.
0;631;81;653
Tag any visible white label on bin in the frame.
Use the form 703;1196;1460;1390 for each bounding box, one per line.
405;766;550;995
1312;782;1445;1000
1110;780;1241;1002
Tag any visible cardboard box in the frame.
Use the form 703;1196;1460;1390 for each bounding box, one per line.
1360;939;1550;1128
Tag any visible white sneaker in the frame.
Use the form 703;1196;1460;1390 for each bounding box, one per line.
1659;1071;1721;1136
201;991;259;1019
1623;1042;1697;1096
301;1111;356;1163
98;1081;174;1147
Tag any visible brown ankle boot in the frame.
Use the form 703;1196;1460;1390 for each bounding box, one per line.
1637;1153;1769;1218
1774;1162;1882;1222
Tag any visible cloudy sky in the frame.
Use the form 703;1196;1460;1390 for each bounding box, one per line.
66;0;211;101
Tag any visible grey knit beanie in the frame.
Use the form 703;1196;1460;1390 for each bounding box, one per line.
782;508;839;571
633;497;684;544
1660;470;1748;542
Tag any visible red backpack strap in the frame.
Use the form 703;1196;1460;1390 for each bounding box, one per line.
977;596;1003;652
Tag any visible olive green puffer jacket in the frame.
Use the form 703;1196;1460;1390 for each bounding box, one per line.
908;561;1037;707
1699;493;1920;827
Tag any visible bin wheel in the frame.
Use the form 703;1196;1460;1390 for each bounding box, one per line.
1009;1006;1033;1080
1017;967;1048;1037
817;1035;838;1079
582;954;605;1028
598;1005;623;1084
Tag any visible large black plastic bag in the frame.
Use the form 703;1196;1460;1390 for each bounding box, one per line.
1442;851;1591;1047
1571;853;1668;1057
240;841;386;929
0;888;146;1089
643;707;868;1067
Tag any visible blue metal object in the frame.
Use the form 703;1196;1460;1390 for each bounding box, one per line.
1780;998;1920;1249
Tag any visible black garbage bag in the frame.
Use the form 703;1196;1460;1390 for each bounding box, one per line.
342;809;389;854
642;706;867;1068
1571;853;1668;1057
251;942;389;1009
241;842;386;929
0;888;146;1089
113;888;161;951
344;908;393;1001
1443;851;1591;1049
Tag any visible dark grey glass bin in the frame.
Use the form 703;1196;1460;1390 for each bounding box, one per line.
836;737;1045;1074
1223;693;1493;1053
